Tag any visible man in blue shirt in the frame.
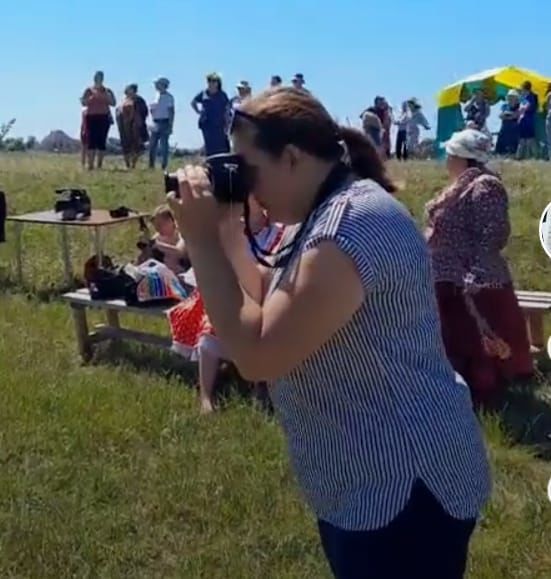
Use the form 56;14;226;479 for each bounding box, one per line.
517;80;539;160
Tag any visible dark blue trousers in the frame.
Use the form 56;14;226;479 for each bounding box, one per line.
318;481;477;579
202;127;230;157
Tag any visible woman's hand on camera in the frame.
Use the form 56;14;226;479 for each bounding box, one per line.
167;165;221;242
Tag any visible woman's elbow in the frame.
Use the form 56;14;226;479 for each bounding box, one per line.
232;354;282;383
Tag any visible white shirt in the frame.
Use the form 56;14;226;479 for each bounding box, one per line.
150;92;175;121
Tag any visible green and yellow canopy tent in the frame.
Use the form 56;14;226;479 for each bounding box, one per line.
436;66;551;155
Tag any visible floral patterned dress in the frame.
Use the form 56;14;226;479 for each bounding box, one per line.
425;168;532;406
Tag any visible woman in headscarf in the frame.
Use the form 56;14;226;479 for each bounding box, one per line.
426;128;533;408
191;73;230;156
495;90;521;156
116;84;148;168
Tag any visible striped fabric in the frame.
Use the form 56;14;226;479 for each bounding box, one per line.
267;179;492;531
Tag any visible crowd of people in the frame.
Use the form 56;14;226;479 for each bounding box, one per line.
79;71;306;170
471;80;551;159
80;69;551;171
360;96;431;160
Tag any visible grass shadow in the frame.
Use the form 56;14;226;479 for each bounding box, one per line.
91;340;273;413
499;359;551;460
92;340;197;385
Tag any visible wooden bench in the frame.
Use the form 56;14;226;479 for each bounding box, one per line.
61;285;272;411
62;288;175;362
515;290;551;350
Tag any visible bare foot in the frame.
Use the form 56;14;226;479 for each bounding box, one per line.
200;398;215;415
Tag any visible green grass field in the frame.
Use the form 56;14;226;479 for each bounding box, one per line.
1;154;551;578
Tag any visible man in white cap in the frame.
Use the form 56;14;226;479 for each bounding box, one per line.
149;77;175;170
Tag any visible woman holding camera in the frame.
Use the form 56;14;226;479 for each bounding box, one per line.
168;88;491;579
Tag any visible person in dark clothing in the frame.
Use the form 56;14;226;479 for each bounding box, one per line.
191;73;230;156
517;80;540;160
464;89;490;130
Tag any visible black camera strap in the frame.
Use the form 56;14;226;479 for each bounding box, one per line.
244;161;351;269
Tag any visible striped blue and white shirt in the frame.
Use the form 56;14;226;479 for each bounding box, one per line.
267;178;492;531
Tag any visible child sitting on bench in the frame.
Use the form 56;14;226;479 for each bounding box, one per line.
137;204;191;274
168;197;283;414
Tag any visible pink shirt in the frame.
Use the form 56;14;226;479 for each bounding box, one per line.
83;86;113;116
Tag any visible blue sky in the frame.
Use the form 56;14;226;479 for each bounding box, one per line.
2;0;551;148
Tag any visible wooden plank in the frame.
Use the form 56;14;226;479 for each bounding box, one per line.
62;290;169;317
516;291;551;302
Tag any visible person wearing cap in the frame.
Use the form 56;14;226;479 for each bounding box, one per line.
291;73;309;93
149;77;175;170
191;73;231;156
517;81;539;160
425;129;532;408
231;81;252;109
496;89;521;156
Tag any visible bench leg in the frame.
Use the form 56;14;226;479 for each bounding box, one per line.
71;305;92;362
13;221;23;285
526;311;545;350
106;310;120;329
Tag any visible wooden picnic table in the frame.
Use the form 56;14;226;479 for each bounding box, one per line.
7;209;148;286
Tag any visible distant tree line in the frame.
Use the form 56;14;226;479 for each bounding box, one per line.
0;119;37;152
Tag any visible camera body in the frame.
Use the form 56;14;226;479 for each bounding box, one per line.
164;153;250;204
54;188;91;218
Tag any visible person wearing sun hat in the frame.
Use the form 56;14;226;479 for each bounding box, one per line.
191;73;230;156
425;128;533;408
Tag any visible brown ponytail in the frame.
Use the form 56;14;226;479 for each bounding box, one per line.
234;88;397;194
338;126;397;193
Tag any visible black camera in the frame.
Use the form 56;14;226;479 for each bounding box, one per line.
54;188;91;219
164;153;251;204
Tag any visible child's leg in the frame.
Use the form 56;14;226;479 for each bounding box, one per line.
197;336;224;414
